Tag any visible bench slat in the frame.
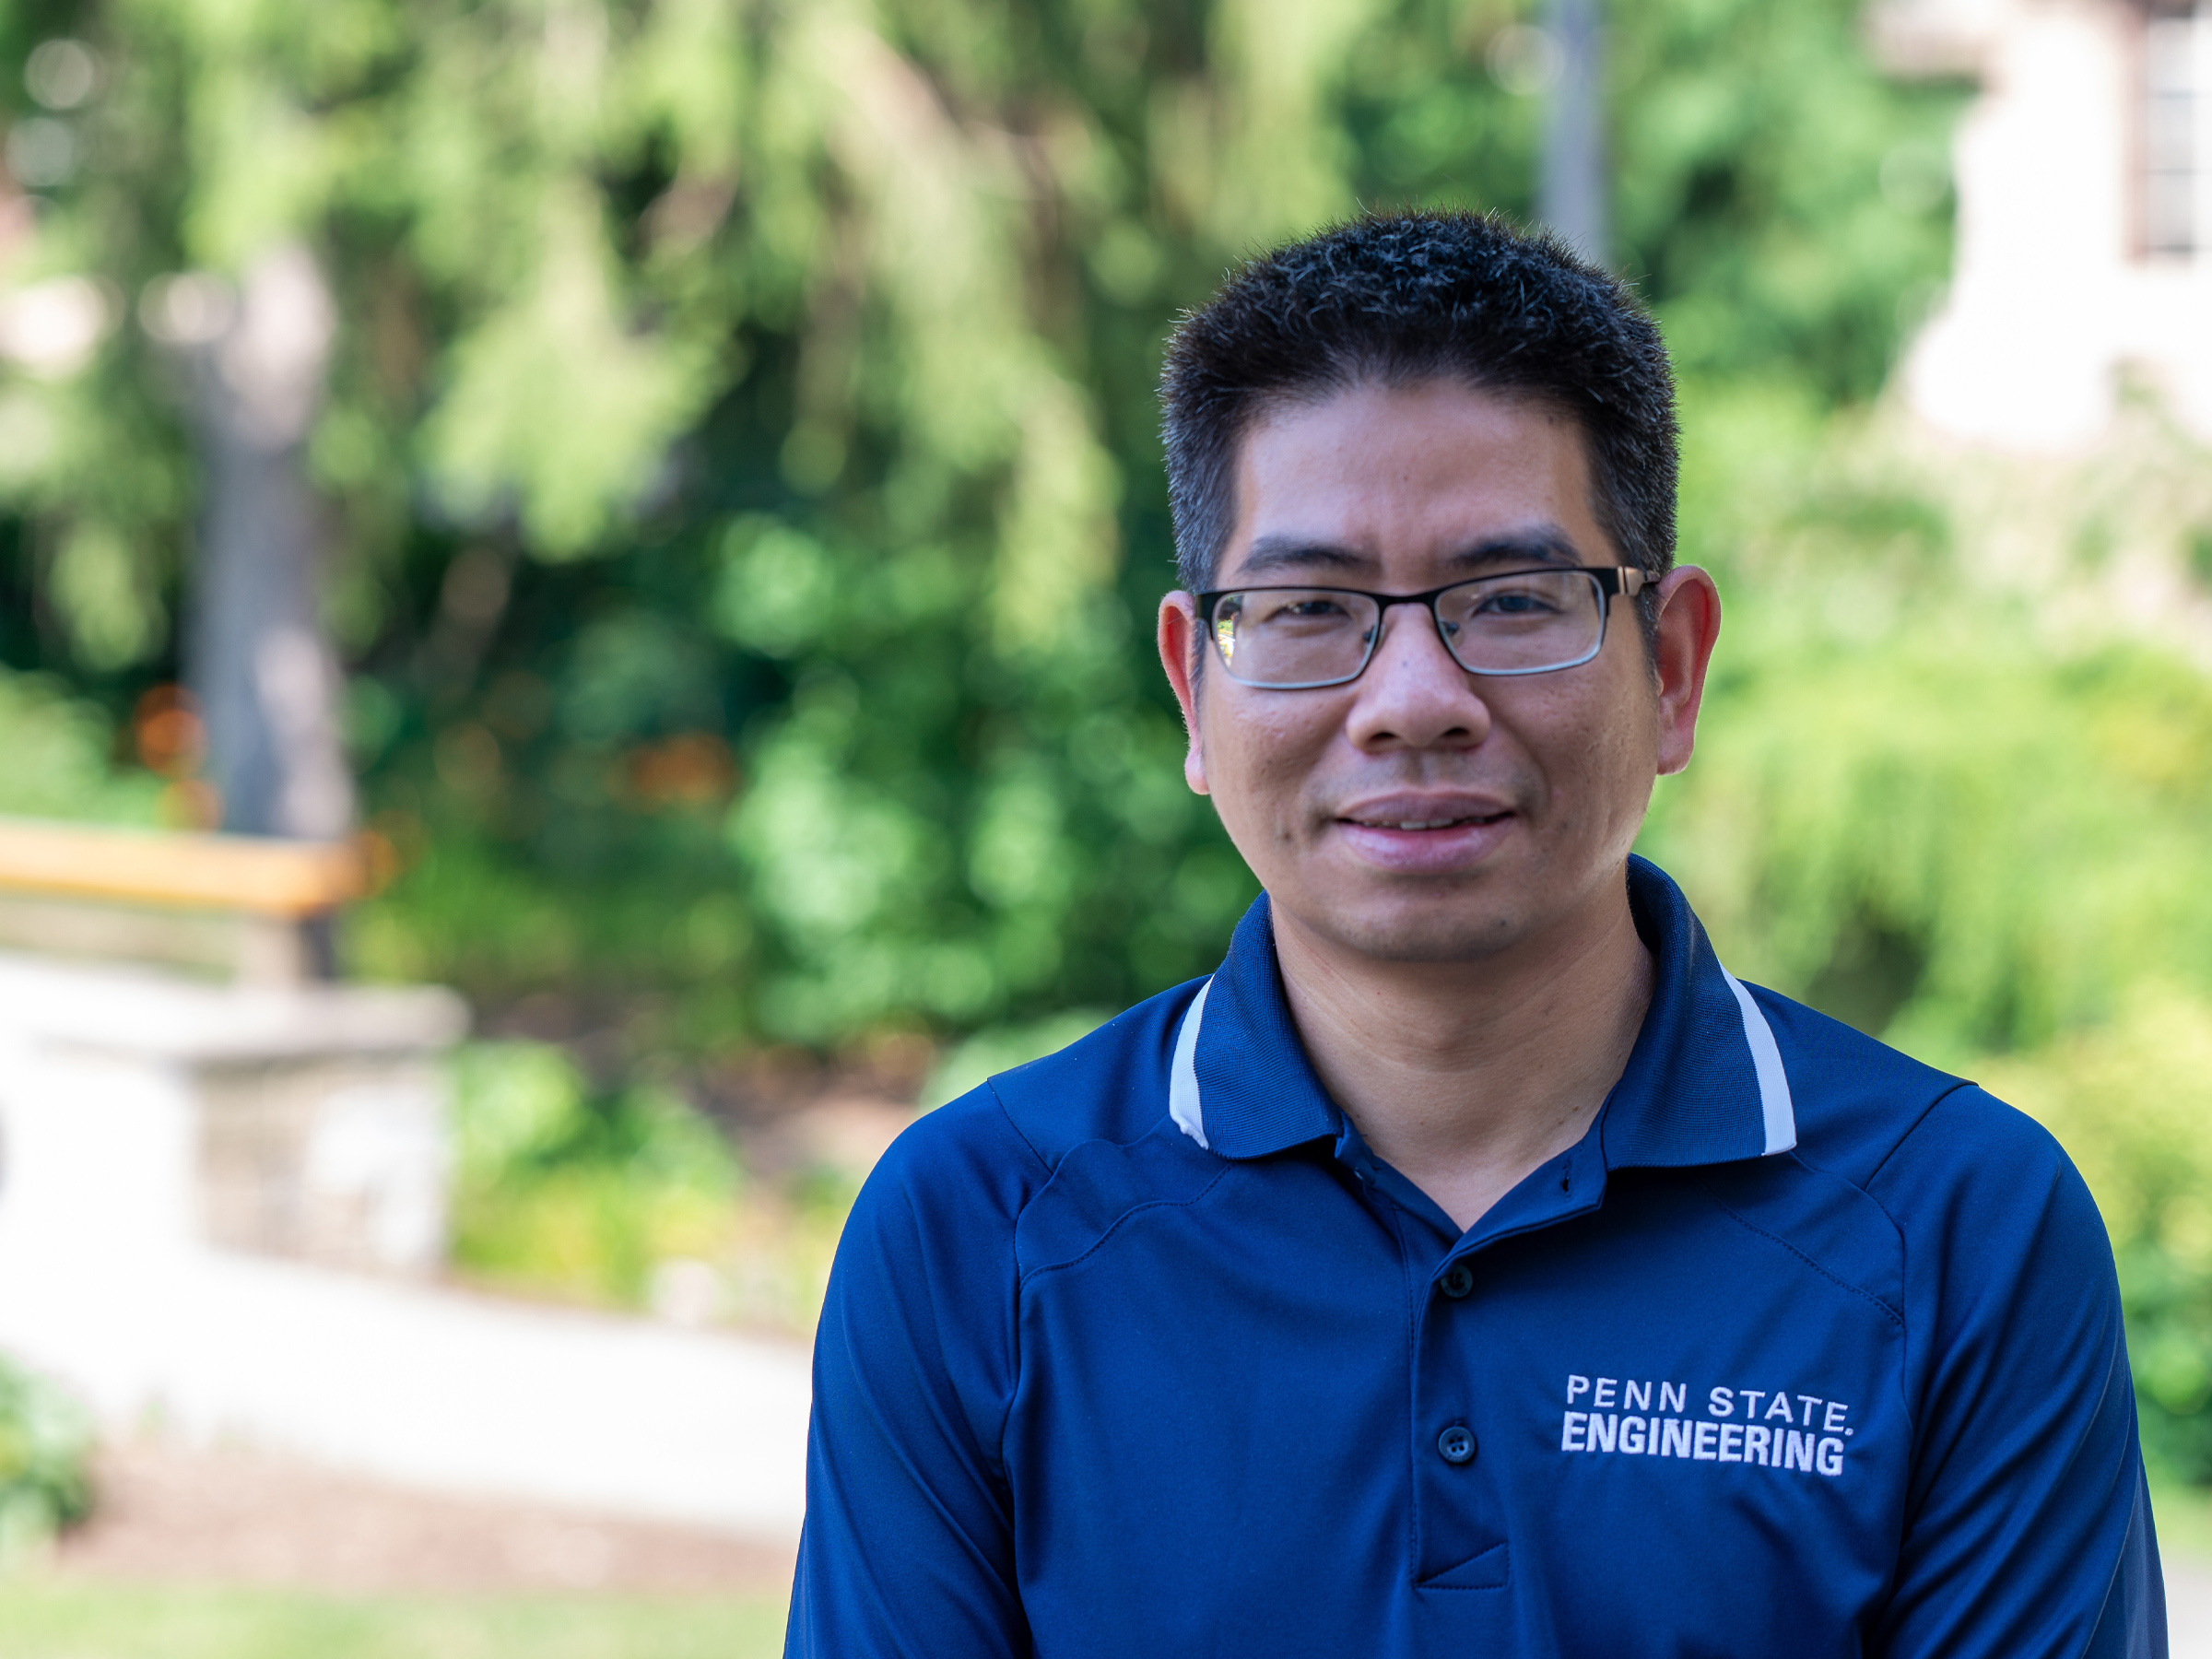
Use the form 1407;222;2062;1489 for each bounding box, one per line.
0;817;368;918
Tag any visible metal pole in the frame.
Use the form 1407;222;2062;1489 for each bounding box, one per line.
180;246;355;849
1541;0;1608;265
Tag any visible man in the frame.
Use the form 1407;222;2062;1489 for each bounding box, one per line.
786;211;2163;1656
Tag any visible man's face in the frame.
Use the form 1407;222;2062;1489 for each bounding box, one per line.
1158;378;1717;965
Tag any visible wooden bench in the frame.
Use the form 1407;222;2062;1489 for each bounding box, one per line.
0;816;371;984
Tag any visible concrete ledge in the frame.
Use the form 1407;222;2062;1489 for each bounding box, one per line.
0;952;467;1061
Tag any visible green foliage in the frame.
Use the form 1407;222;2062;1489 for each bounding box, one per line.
0;669;161;824
0;0;1956;1056
1647;628;2212;1064
0;1354;94;1557
447;1041;849;1329
1609;0;1962;400
1983;996;2212;1483
1647;391;2212;1063
448;1041;738;1309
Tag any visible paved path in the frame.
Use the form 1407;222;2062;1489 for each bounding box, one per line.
53;1441;796;1594
0;1241;811;1539
2173;1557;2212;1655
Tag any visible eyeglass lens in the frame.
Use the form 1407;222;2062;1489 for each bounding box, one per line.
1210;571;1606;688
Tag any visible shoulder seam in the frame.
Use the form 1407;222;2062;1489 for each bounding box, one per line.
1809;1077;2027;1444
1861;1078;1979;1189
1698;1176;1906;1330
986;1077;1058;1181
1017;1166;1236;1288
976;1089;1044;1482
1770;1145;1925;1438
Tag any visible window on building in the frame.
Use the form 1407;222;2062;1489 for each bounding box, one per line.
2143;0;2211;257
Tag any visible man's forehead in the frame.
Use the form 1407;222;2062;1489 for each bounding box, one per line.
1235;376;1587;472
1218;378;1606;581
1220;400;1618;588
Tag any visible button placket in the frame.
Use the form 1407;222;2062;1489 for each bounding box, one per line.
1411;1247;1509;1585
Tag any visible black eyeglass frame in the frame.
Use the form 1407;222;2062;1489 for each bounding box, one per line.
1194;565;1651;690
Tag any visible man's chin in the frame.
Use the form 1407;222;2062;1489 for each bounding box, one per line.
1283;888;1532;966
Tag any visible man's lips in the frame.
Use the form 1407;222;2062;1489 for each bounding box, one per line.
1339;809;1511;830
1334;792;1516;830
1328;794;1520;873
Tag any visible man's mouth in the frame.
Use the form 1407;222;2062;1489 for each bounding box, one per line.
1344;811;1511;831
1329;796;1519;872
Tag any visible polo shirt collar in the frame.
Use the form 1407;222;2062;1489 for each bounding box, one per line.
1169;855;1796;1170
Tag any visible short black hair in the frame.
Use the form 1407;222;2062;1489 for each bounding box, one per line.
1159;210;1678;613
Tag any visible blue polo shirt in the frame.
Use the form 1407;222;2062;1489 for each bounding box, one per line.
788;857;2164;1657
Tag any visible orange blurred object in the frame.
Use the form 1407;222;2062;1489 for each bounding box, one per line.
354;826;403;895
134;684;206;779
624;732;738;810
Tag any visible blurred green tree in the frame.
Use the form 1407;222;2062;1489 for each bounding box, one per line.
0;0;1959;1053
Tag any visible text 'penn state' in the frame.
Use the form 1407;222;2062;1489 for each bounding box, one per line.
1559;1376;1854;1477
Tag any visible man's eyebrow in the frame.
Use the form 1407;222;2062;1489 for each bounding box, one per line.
1443;528;1584;569
1230;535;1375;581
1226;526;1587;584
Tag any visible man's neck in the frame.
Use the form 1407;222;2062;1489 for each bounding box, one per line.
1271;872;1653;1233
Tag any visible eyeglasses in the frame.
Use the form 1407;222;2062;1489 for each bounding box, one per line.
1194;566;1648;690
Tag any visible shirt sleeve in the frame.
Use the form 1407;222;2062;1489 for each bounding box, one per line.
1865;1086;2167;1659
784;1091;1041;1659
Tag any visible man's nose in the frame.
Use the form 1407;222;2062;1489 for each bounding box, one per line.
1344;600;1493;750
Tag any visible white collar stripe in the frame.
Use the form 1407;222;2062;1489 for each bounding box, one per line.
1721;967;1798;1156
1169;979;1212;1151
1169;968;1795;1159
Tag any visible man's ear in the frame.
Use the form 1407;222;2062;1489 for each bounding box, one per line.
1652;566;1721;777
1157;592;1210;796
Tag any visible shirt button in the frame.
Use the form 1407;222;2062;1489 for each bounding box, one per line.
1437;1425;1477;1465
1438;1264;1475;1300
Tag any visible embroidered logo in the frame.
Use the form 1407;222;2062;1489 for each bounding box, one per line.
1557;1374;1853;1477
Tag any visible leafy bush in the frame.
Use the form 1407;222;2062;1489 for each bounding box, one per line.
449;1042;736;1305
0;1353;93;1558
1646;631;2212;1065
0;670;160;826
1982;995;2212;1481
446;1041;847;1331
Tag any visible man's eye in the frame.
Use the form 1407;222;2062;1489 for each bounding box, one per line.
1475;589;1559;617
1261;598;1353;622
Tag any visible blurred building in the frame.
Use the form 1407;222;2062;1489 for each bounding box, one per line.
1876;0;2212;448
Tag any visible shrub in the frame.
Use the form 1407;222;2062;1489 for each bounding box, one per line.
0;1353;93;1557
443;1040;874;1330
0;670;161;825
1982;992;2212;1481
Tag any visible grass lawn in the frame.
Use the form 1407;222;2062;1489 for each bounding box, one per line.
0;1578;786;1659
